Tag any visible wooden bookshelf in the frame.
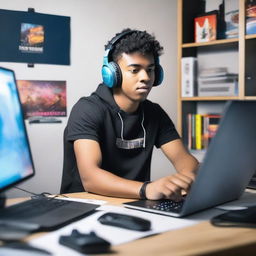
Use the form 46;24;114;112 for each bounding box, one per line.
245;34;256;40
177;0;256;145
182;38;239;48
181;96;240;101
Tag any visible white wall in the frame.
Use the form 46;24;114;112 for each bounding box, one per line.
0;0;178;198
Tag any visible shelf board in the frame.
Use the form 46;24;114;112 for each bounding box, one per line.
182;38;239;48
244;96;256;100
181;96;240;101
245;34;256;40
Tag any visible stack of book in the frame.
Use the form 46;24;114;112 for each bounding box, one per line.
187;113;222;150
246;0;256;35
198;67;238;97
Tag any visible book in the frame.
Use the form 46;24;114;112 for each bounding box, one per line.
187;113;196;150
199;67;228;78
187;113;192;150
246;17;256;34
195;114;203;150
186;113;222;150
203;114;222;147
181;57;197;97
198;74;238;96
225;0;239;38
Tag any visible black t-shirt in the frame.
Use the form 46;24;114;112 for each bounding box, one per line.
60;84;180;193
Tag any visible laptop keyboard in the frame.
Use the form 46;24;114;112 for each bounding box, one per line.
147;199;184;213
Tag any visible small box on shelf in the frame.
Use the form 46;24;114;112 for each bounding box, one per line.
194;11;218;42
181;57;197;97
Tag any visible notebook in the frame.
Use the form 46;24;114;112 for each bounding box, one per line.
124;101;256;217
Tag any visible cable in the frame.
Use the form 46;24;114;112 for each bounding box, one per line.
13;186;38;196
13;186;69;199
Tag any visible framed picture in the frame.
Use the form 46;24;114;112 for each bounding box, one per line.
194;12;218;43
17;80;67;119
246;2;256;35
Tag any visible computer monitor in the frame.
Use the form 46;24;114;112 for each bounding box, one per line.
0;66;35;207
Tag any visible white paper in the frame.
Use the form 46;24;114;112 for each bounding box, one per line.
56;196;107;205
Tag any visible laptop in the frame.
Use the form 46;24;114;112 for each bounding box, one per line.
247;171;256;189
0;66;99;235
124;101;256;217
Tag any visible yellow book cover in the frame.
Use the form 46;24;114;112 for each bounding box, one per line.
195;114;202;150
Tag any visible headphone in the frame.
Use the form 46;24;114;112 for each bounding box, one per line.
101;30;164;88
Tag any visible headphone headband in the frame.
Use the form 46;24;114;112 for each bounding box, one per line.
106;30;137;51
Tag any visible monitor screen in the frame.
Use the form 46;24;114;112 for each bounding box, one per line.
0;67;34;194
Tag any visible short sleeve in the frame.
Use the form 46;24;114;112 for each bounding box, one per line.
66;97;103;142
154;104;180;148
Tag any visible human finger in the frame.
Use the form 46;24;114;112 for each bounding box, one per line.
166;174;191;192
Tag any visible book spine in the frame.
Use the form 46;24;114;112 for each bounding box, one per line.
195;114;203;150
191;114;196;149
206;114;222;145
187;113;192;150
203;115;209;149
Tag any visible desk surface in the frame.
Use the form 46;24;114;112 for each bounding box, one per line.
9;190;256;256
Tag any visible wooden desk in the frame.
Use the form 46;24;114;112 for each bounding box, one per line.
8;191;256;256
64;192;256;256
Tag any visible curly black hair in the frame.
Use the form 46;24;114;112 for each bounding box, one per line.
105;28;164;62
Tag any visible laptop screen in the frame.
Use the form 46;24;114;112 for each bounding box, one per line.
0;67;34;193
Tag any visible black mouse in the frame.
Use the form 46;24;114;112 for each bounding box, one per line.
59;229;111;254
0;242;52;255
97;212;151;231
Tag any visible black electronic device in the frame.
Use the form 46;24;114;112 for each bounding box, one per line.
211;205;256;228
0;66;99;236
0;221;37;241
0;67;35;205
0;242;52;256
59;229;111;254
0;197;98;235
97;212;151;231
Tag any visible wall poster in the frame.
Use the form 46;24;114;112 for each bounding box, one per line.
0;9;70;65
17;80;67;119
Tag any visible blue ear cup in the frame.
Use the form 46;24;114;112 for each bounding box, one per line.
102;52;122;88
153;59;164;86
101;31;134;88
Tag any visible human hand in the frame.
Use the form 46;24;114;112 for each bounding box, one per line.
145;172;196;201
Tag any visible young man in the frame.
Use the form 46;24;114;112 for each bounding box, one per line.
61;29;199;201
